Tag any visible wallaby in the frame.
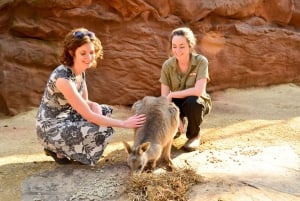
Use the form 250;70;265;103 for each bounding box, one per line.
123;96;180;173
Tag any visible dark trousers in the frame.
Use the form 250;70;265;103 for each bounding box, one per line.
172;96;208;139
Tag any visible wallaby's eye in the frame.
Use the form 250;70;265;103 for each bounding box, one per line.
138;165;142;170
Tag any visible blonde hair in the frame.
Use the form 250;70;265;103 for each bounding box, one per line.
60;27;103;68
169;27;197;53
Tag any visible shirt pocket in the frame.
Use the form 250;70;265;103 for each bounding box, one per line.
185;72;197;88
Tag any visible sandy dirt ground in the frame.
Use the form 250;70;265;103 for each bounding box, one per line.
0;83;299;201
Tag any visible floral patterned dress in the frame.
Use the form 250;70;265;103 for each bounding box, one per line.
36;65;114;165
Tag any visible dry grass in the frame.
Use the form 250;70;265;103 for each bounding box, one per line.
125;168;204;201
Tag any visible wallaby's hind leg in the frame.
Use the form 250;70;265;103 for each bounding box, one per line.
162;140;175;171
150;160;157;169
162;140;173;161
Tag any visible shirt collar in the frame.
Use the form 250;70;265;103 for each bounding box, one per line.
190;53;197;66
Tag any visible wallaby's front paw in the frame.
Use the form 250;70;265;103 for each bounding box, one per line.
165;159;175;171
145;168;153;173
143;162;155;173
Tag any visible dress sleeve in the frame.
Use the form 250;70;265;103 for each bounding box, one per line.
54;66;73;81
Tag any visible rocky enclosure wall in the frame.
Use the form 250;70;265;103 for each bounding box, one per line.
0;0;300;115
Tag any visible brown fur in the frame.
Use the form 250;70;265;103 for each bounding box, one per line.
123;96;180;173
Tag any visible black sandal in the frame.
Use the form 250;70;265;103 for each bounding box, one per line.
44;149;72;164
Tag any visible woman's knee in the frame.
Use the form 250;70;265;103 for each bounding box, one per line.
184;96;205;111
100;104;113;116
91;103;113;116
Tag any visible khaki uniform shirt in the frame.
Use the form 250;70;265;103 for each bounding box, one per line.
159;53;212;112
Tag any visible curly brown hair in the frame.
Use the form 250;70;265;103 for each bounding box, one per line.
60;27;103;68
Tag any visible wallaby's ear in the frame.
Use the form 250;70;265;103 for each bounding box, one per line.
137;142;150;155
122;141;132;154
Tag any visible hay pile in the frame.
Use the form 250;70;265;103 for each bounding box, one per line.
125;168;204;201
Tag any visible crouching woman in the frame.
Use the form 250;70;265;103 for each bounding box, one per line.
36;28;145;165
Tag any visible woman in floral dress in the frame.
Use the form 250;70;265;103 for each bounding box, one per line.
36;28;145;165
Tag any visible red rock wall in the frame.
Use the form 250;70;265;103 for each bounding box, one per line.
0;0;300;115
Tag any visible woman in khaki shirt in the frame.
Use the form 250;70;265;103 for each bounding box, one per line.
160;27;211;151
